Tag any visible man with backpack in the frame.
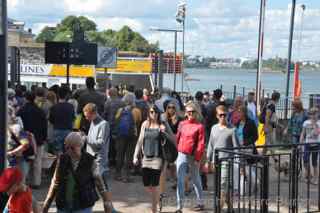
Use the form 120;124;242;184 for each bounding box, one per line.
114;93;142;182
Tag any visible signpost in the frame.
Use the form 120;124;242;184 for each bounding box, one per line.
0;0;7;173
45;23;97;88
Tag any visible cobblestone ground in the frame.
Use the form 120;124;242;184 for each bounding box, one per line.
33;163;320;213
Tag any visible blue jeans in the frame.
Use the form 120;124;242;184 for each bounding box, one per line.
176;152;203;210
57;207;92;213
50;129;71;154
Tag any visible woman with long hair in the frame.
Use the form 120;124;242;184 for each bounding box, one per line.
175;101;205;212
133;104;175;213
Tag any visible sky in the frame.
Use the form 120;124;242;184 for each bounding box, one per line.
7;0;320;60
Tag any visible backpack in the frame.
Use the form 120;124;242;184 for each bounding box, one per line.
117;108;135;137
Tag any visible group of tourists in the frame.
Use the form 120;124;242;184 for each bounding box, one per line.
1;76;320;213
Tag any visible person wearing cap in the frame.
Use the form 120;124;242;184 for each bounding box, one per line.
42;132;111;213
0;167;32;213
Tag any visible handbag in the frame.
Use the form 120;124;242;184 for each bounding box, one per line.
161;139;178;163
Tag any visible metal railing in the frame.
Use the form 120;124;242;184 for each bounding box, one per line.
214;143;320;213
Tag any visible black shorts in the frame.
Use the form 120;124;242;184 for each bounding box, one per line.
142;168;161;187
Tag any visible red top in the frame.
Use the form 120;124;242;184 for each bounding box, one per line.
8;186;32;213
176;119;205;161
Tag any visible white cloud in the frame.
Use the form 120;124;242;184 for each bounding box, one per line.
31;22;56;34
8;0;19;8
64;0;104;13
92;17;144;32
6;0;320;60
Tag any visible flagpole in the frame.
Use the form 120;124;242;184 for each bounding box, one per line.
256;0;266;114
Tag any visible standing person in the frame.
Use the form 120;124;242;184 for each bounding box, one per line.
246;92;258;125
260;91;280;154
135;89;149;124
228;96;244;127
234;106;258;195
49;87;75;155
77;77;106;134
104;87;125;168
83;103;116;213
17;91;47;189
205;105;238;208
34;87;51;118
42;132;110;213
300;107;320;183
175;101;205;213
114;93;141;182
159;101;181;206
133;105;173;213
285;99;308;144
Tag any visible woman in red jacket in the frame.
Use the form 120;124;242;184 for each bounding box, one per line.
175;101;205;213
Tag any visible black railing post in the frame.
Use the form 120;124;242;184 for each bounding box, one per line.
290;145;298;213
214;151;221;213
261;156;269;213
233;85;237;99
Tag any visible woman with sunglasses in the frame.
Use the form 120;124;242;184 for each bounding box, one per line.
158;101;183;209
133;104;175;213
43;132;110;213
175;101;205;213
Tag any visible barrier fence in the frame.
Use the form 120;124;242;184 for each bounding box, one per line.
214;143;320;213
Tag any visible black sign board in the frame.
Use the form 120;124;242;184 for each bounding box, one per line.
45;41;97;65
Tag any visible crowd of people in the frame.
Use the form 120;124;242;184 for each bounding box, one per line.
1;76;319;213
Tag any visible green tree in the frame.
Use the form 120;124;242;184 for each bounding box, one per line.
35;26;57;42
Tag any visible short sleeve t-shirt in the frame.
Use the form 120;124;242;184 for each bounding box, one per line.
8;187;32;213
303;120;320;144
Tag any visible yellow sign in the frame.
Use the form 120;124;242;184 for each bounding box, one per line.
49;65;94;77
96;58;152;74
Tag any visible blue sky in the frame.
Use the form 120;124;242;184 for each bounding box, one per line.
8;0;320;60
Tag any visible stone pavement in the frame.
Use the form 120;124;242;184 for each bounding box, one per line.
33;170;215;213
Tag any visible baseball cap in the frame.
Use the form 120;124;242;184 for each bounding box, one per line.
0;168;23;192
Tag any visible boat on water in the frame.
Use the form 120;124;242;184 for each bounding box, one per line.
184;73;200;81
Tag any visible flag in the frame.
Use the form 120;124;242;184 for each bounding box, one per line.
293;63;302;98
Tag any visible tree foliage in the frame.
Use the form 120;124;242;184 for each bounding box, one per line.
35;16;158;54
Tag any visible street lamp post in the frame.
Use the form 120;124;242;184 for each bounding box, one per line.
284;0;297;120
150;28;182;91
0;0;8;173
176;2;186;93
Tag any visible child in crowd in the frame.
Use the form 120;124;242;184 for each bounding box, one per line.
0;167;32;213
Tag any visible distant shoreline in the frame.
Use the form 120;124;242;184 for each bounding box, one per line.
185;67;320;72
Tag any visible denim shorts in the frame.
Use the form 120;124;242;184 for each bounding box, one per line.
102;170;111;191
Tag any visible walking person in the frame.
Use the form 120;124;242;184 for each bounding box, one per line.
175;101;205;213
300;107;320;184
133;104;174;213
83;103;117;213
104;87;125;168
49;86;75;155
205;104;238;209
17;91;47;189
42;132;110;213
114;93;141;182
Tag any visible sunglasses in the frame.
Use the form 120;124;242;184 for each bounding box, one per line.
167;106;176;109
186;110;195;114
150;110;157;114
218;113;227;118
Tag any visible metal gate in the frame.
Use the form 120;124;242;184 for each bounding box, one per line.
214;143;320;213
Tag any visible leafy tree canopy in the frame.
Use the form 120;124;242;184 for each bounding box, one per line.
35;16;158;54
